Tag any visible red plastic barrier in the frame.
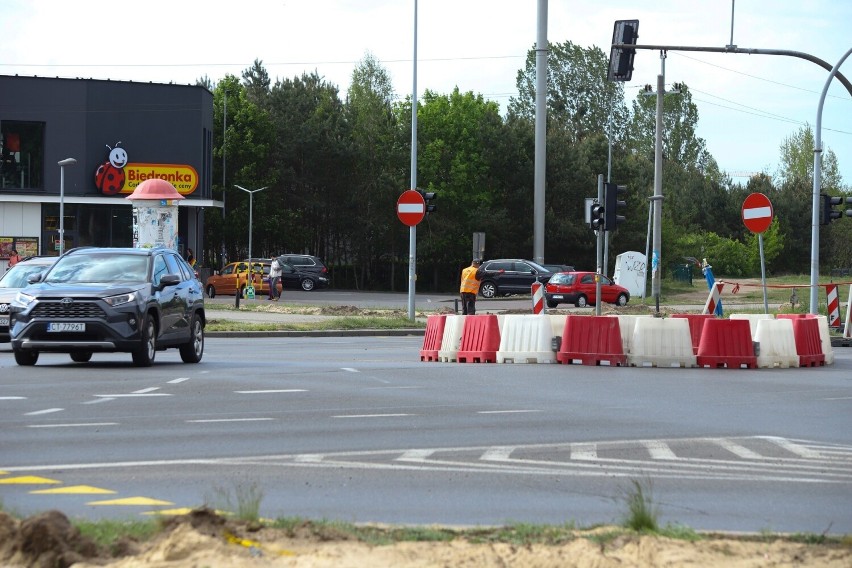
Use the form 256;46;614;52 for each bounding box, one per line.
671;314;715;355
557;315;626;366
696;318;756;369
790;317;825;367
457;314;501;363
419;314;447;362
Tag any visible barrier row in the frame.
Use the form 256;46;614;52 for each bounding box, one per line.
420;313;833;368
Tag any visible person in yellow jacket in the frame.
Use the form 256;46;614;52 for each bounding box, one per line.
459;259;484;315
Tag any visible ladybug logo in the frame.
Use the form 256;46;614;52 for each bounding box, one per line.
95;142;128;195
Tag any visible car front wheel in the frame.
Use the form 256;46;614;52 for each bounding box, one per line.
179;314;204;363
14;349;38;366
132;316;157;367
616;293;629;306
479;281;497;299
546;299;558;309
301;278;315;291
206;285;216;299
575;295;588;308
70;352;92;363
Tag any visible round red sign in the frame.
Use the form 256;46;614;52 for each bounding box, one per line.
741;192;774;233
397;190;426;227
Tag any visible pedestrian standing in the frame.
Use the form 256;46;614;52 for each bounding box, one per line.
8;249;22;269
459;259;483;315
268;255;283;300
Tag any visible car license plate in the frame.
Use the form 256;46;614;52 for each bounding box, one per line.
552;295;563;300
47;322;86;332
0;316;9;327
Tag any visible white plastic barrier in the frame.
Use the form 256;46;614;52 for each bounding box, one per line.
613;315;652;355
438;315;465;362
754;318;799;368
548;314;568;340
497;315;556;364
628;317;696;368
729;313;775;339
813;315;835;365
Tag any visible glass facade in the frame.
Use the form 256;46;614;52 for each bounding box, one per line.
0;120;44;190
42;204;133;255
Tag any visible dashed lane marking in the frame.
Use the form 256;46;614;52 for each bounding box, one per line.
87;497;174;506
332;413;414;418
168;378;190;384
94;394;171;398
477;410;542;414
0;396;26;400
235;389;307;394
25;408;63;416
187;418;275;423
132;387;161;394
27;423;118;428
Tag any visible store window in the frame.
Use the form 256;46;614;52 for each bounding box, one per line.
1;120;45;190
42;204;133;254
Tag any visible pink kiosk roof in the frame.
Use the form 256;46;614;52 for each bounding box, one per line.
125;178;185;201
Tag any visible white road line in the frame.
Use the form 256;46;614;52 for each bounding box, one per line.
94;394;171;398
186;418;274;423
397;449;436;461
571;442;598;460
477;410;542;414
83;398;115;404
341;367;360;373
710;438;764;459
332;413;412;418
644;440;678;460
28;423;118;428
234;389;307;394
168;378;190;384
764;436;822;458
0;396;26;400
294;454;324;462
132;387;160;394
25;408;63;416
481;447;515;461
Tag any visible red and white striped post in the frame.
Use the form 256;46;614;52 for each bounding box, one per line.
702;282;724;315
531;281;545;314
826;284;840;328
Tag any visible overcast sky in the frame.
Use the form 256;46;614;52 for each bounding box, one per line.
3;0;850;187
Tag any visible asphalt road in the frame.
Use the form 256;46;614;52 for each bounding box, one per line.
1;336;850;534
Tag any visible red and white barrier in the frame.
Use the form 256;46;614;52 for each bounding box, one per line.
531;281;545;314
702;282;724;315
826;284;840;328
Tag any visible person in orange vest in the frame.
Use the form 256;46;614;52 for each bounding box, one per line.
459;259;484;315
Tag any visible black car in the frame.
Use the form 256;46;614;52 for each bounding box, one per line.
262;261;330;292
277;254;330;279
477;259;554;298
9;247;205;367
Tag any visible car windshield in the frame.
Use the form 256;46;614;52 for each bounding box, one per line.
45;253;150;284
527;260;550;272
549;273;575;284
0;263;53;288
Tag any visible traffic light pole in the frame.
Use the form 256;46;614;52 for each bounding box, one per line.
595;174;604;316
651;71;664;315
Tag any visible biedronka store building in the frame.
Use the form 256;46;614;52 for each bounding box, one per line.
0;74;221;271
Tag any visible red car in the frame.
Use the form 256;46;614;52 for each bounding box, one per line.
545;271;630;308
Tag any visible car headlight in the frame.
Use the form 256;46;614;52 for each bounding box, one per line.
12;291;36;308
104;292;137;307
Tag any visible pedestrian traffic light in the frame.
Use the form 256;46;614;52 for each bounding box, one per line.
590;201;605;231
821;193;844;225
607;19;639;82
418;190;437;214
604;183;627;230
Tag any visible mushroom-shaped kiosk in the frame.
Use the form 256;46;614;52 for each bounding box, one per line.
125;178;185;250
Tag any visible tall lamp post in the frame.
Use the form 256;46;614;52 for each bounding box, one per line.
57;158;77;256
234;184;267;290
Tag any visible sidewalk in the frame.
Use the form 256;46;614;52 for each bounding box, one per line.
204;308;425;338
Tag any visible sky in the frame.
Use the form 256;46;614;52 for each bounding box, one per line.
3;0;851;187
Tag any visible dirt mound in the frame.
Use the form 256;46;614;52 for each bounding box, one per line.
0;510;100;568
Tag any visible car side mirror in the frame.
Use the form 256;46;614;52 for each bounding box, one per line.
159;274;181;288
27;273;44;284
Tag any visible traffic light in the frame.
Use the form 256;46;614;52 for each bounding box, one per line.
604;183;627;230
607;19;639;82
590;201;605;231
821;193;844;225
417;190;437;214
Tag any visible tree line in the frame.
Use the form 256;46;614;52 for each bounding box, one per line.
197;41;850;293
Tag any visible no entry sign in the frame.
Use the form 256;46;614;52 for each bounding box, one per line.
741;192;774;233
397;189;425;226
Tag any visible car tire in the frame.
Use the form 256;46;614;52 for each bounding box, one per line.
300;278;315;291
179;314;204;364
616;293;628;307
132;315;157;367
546;299;558;309
206;285;216;299
575;295;588;308
70;352;92;363
479;281;497;299
14;349;38;366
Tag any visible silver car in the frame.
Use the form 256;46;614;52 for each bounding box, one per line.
0;256;56;342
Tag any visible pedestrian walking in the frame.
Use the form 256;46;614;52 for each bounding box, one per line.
268;255;283;300
7;248;22;270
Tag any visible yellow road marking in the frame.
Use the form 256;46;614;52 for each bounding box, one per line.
0;475;61;485
142;507;195;516
31;485;116;495
87;496;174;506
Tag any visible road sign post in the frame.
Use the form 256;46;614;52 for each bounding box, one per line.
742;193;774;314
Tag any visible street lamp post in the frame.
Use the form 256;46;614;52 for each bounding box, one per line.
57;158;77;255
234;184;267;295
